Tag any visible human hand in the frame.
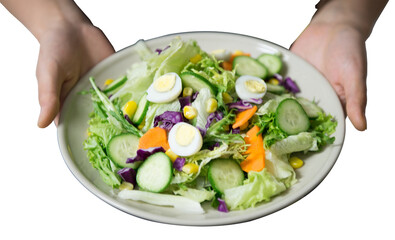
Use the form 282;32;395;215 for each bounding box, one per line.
36;21;115;128
291;21;367;131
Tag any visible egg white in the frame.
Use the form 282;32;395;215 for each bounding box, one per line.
168;122;203;157
235;75;267;100
146;72;182;103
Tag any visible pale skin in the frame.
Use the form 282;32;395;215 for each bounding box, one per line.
0;0;388;130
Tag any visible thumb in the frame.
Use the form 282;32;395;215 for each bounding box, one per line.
36;51;62;128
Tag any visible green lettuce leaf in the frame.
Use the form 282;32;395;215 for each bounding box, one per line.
142;99;181;133
269;132;316;155
265;150;297;188
173;187;216;203
224;169;286;210
83;135;121;188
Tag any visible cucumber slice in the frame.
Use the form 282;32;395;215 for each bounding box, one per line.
266;82;286;95
296;97;323;119
103;75;127;94
208;159;244;195
107;133;140;169
276;98;310;135
136;152;173;193
233;55;268;79
180;71;217;95
257;54;282;76
132;93;150;125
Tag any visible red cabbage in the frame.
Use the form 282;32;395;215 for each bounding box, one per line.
173;158;186;171
231;127;240;134
179;96;192;110
207;142;220;150
124;114;133;124
117;168;137;186
205;111;224;129
217;198;229;213
227;100;252;110
192;91;199;101
154;111;184;131
282;76;300;93
155;45;170;55
126;146;165;163
273;74;300;93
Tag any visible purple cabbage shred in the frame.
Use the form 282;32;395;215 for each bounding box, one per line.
124;114;133;124
154;111;184;131
217;198;229;213
173;158;186;171
155;45;170;55
205;111;224;129
207;142;220;150
117;168;137;186
282;76;300;93
126;146;165;163
192;91;199;101
179;96;192;110
231;127;240;134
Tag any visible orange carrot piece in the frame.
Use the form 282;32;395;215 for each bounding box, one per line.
222;61;233;71
232;105;257;129
240;125;265;172
138;127;170;151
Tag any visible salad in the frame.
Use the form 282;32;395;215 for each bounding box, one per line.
83;37;337;214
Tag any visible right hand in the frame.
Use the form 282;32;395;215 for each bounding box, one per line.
36;20;115;128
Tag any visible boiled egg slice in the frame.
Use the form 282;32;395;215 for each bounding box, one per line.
168;122;203;157
235;75;267;100
146;72;182;103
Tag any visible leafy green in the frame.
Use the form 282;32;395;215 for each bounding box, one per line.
83;135;121;188
269;132;316;155
173;187;216;203
265;150;297;188
89;77;142;137
205;110;244;143
224;169;286;210
310;112;337;149
141;99;181;133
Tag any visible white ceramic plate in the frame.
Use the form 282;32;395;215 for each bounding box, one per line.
57;31;345;226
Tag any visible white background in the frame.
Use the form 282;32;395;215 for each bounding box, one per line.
1;0;394;239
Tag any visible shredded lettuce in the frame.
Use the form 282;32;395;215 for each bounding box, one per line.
191;88;213;132
224;169;286;210
265;150;297;188
173;187;215;203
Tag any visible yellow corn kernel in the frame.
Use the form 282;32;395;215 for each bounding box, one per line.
223;124;230;131
222;92;233;104
183;106;198;120
87;129;91;136
122;100;138;118
268;78;280;85
233;50;244;55
206;98;218;113
137;117;145;130
289;156;304;169
119;182;134;190
183;87;193;97
240;121;249;131
190;54;202;64
182;163;199;174
165;149;179;163
104;79;114;86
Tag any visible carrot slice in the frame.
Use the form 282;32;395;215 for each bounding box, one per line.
240;125;265;172
138;127;170;151
230;52;251;64
221;61;233;71
232;105;257;129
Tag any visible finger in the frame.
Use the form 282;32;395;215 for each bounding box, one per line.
343;64;367;131
36;51;62;128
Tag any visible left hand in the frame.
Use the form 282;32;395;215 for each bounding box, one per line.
291;21;367;131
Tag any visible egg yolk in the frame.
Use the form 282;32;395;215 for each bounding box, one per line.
153;74;176;92
244;80;266;93
176;124;195;146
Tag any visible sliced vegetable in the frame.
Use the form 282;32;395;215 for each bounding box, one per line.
118;190;205;214
180;71;217;95
232;105;258;129
138;127;170;151
117;168;137;186
153;111;184;131
296;97;323;119
132;93;150;126
136;152;173;193
126;146;165;164
257;54;282;76
103;75;128;94
233;56;268;78
208;158;244;195
240;125;265;172
266;83;286;95
107;133;140;168
276;98;310;135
